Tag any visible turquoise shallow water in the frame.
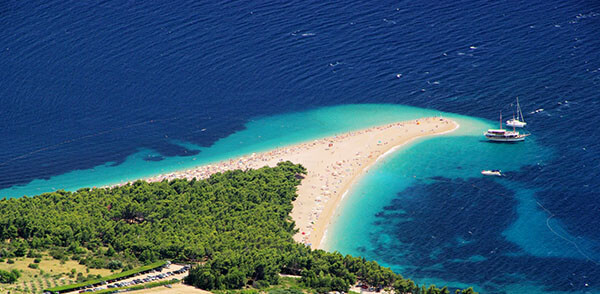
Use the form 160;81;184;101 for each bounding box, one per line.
3;103;599;293
3;0;600;292
0;104;456;198
323;110;600;293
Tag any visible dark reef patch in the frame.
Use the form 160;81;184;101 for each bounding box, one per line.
363;177;600;293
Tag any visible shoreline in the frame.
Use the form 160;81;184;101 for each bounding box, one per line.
317;121;460;250
111;117;459;249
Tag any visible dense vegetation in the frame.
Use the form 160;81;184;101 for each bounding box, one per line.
0;162;476;293
0;269;20;283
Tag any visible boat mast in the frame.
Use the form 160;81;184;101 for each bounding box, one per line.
512;100;516;131
517;96;525;122
500;112;503;130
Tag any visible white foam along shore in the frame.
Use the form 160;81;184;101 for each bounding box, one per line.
112;117;459;248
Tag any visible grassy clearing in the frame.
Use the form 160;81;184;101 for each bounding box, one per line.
0;254;113;294
266;277;311;292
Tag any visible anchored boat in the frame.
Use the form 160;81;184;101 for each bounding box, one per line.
484;129;529;142
481;170;502;176
506;97;527;128
484;112;530;142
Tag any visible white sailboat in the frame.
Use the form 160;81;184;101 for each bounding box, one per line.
506;97;527;128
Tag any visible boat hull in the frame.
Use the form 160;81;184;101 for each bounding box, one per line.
484;135;527;142
486;137;525;142
481;170;502;176
506;120;526;128
483;130;530;142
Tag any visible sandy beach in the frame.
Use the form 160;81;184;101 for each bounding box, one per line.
133;283;211;294
135;117;458;249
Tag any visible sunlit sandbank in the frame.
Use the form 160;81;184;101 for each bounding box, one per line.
136;117;458;247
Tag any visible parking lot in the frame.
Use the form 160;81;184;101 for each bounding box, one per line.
66;264;190;294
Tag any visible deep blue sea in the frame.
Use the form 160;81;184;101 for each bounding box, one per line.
2;0;600;293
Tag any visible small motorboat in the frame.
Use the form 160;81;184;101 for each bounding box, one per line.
481;170;502;176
